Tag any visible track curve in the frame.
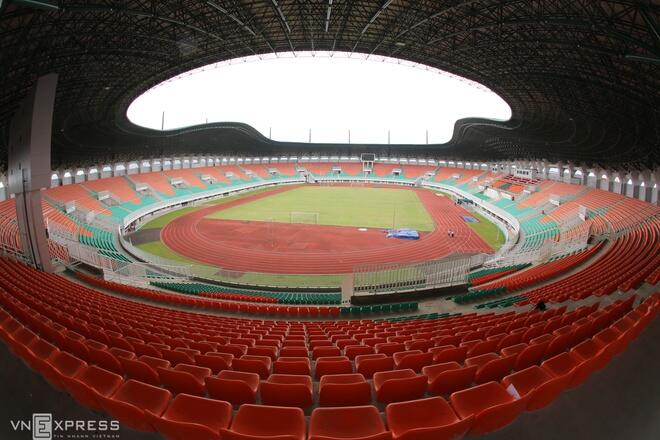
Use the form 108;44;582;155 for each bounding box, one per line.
160;185;493;274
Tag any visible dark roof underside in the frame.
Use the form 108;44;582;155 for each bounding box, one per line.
0;0;658;169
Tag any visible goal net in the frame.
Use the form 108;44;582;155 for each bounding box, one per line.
290;211;320;224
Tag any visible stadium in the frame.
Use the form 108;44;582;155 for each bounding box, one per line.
0;1;659;440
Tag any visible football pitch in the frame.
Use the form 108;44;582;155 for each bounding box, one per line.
206;186;435;232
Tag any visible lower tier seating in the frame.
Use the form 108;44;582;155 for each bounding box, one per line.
77;272;415;318
152;282;342;305
477;244;603;294
519;222;659;305
0;257;657;439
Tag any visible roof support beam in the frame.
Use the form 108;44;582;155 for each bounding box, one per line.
271;0;291;33
325;0;333;33
207;1;256;36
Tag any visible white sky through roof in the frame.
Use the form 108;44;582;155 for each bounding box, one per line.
127;52;511;145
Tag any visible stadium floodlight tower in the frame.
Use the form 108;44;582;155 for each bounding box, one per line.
361;153;375;174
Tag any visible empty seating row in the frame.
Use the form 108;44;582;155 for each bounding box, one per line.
151;282;342;305
520;223;659;304
1;257;656;438
468;263;530;287
473;243;603;295
78;271;417;318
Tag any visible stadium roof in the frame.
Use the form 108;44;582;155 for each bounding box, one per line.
0;0;658;168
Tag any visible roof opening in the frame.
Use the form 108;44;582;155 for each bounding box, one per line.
127;51;511;144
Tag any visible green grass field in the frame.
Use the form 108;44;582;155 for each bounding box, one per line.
140;187;280;230
206;186;435;231
140;207;200;230
466;211;505;250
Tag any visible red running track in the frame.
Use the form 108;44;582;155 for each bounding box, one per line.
160;186;493;274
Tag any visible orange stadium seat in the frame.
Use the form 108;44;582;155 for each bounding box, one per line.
319;373;371;407
386;397;474;440
64;365;124;412
98;379;172;432
157;363;211;396
260;374;313;409
450;381;528;435
146;393;233;440
205;370;260;404
220;404;306;440
373;369;427;403
423;362;477;396
310;406;392;440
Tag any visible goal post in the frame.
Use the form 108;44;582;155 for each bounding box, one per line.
290;211;320;224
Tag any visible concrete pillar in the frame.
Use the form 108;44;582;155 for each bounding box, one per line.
579;165;589;186
62;170;73;185
87;167;99;181
50;172;60;188
565;163;575;183
100;165;111;179
611;172;624;194
625;172;637;198
598;171;609;191
7;73;57;272
74;169;85;184
139;160;151;174
588;168;599;188
115;163;126;176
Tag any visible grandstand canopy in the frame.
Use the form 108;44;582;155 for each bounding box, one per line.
0;0;658;168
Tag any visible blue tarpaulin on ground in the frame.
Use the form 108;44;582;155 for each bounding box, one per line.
386;228;420;240
463;215;479;223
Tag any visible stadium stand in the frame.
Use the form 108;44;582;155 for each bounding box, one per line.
0;199;21;253
151;282;342;305
129;173;176;196
82;177;142;204
0;256;657;439
163;169;208;190
47;184;112;215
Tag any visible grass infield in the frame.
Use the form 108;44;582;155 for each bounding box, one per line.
465;211;505;250
206;186;435;231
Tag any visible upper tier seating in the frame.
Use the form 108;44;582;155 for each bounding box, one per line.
337;163;364;176
304;163;333;176
163;169;208;189
519;181;580;208
240;165;273;179
220;166;253;182
272;163;298;177
129;173;176;196
372;164;437;179
83;177;141;204
47;184;112;215
433;168;459;183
